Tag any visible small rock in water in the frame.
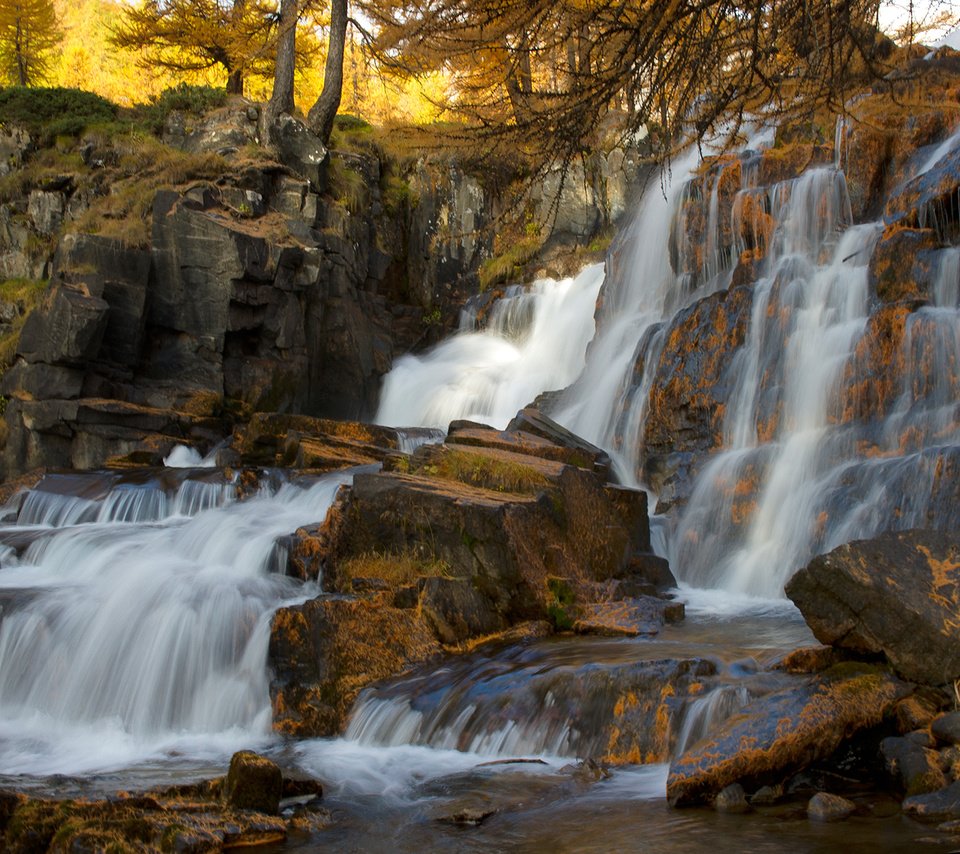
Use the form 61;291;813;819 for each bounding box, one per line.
437;807;496;826
749;784;783;806
714;783;750;813
807;792;856;822
222;751;283;815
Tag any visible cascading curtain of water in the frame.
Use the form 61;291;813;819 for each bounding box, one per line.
375;129;960;600
0;472;347;774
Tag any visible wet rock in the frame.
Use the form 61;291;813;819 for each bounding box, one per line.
573;596;681;637
903;780;960;821
868;226;941;303
714;783;750;813
268;596;441;736
785;529;960;685
504;408;612;479
419;576;506;645
895;690;946;734
775;646;846;675
807;792;856;822
222;751;283;814
666;664;909;806
880;736;947;796
436;807;497;826
885;142;960;240
749;784;783;805
640;284;752;507
932;711;960;746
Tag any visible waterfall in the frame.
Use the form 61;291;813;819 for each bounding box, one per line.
0;470;347;775
376;129;960;598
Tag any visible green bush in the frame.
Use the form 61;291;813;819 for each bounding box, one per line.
0;87;117;138
139;83;228;133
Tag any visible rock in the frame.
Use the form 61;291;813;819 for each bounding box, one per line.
666;664;909;806
868;226;941;303
268;596;441;736
807;792;856;822
418;576;506;645
573;596;680;637
15;283;107;366
504;408;612;479
714;783;750;813
880;736;947;796
436;807;496;826
941;745;960;781
785;529;960;685
885;142;960;234
222;751;283;814
272;114;329;190
749;784;783;805
896;690;946;734
775;646;846;674
27;189;64;235
932;711;960;746
639;284;753;506
903;780;960;822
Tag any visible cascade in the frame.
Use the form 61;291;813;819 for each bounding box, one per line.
0;470;348;775
377;130;960;598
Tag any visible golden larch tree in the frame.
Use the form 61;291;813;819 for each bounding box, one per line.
0;0;61;86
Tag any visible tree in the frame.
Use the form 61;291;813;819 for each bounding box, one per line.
264;0;299;128
0;0;61;86
307;0;347;144
111;0;278;95
370;0;900;170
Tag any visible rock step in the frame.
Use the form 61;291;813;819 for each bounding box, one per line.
447;419;608;474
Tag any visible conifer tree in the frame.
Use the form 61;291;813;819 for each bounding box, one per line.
111;0;278;95
0;0;61;86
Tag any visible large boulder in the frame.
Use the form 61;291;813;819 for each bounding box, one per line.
269;596;441;737
785;529;960;685
666;664;909;806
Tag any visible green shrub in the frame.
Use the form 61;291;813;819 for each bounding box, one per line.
137;84;227;133
0;87;117;139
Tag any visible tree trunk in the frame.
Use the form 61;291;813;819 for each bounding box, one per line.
264;0;298;130
15;16;27;86
226;68;244;95
308;0;347;145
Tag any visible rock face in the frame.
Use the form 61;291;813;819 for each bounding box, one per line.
268;412;678;737
785;529;960;685
666;664;908;806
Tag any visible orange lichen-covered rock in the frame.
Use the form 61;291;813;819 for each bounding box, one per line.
868;226;942;304
268;596;441;737
666;663;908;806
785;529;960;685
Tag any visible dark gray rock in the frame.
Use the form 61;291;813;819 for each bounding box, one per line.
785;529;960;685
903;780;960;822
932;712;960;746
714;783;750;813
272;114;328;190
17;283;108;366
807;792;855;822
880;736;947;796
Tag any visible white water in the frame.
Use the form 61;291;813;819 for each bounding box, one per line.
0;470;347;775
377;128;960;599
376;265;606;429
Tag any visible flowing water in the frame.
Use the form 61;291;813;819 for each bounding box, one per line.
1;125;959;851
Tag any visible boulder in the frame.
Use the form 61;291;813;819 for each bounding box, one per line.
15;283;107;367
903;780;960;822
880;736;947;796
785;529;960;685
272;114;329;190
932;711;960;746
666;664;909;806
268;596;441;737
222;751;283;814
714;783;750;813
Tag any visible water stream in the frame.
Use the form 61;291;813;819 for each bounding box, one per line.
0;123;958;850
